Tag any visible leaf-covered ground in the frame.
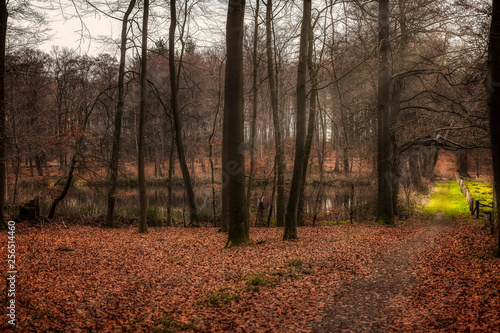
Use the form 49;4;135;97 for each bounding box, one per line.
1;219;499;332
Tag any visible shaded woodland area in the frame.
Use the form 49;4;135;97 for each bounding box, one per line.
1;0;500;331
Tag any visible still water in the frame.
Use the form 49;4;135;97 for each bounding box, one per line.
66;183;372;220
21;182;374;223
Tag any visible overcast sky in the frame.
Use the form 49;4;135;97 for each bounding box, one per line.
35;1;229;56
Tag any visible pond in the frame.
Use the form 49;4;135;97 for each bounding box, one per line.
19;181;375;224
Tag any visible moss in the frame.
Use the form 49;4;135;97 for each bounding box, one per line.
465;181;494;213
375;213;395;225
423;181;470;217
224;236;250;248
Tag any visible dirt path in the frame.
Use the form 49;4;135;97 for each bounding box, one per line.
313;213;451;332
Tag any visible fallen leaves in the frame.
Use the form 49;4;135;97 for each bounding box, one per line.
393;220;500;332
0;223;414;332
1;220;497;332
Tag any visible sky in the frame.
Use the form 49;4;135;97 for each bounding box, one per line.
35;1;229;57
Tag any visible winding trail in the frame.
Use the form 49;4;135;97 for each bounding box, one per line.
313;212;451;332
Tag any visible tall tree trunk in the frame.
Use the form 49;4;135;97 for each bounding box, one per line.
169;0;199;227
224;0;249;247
298;23;318;226
211;58;224;229
389;0;408;215
247;0;260;218
106;0;136;228
486;0;500;256
376;0;394;224
138;0;149;233
0;0;6;229
284;0;311;240
265;0;285;228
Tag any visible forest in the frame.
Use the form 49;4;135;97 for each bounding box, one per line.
0;0;500;331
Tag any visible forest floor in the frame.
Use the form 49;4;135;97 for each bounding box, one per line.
1;212;499;332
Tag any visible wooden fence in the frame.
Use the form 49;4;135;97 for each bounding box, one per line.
455;175;494;223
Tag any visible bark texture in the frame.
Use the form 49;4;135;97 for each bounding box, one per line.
486;0;500;256
0;0;6;229
224;0;249;247
376;0;394;225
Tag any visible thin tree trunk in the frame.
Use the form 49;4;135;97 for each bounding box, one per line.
376;0;394;224
224;0;249;247
211;58;224;229
268;159;277;228
0;0;6;229
167;132;175;226
486;0;500;256
284;0;311;240
313;105;327;226
247;0;260;218
265;0;285;228
169;0;199;227
48;154;77;219
35;155;43;177
138;0;149;233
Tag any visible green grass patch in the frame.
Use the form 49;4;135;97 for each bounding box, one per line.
246;274;276;292
423;181;470;217
152;316;196;333
286;258;303;267
205;288;239;307
465;182;494;213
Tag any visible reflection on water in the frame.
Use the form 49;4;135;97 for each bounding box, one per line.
22;182;374;221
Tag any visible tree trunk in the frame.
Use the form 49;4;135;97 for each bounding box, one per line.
105;0;136;228
210;58;223;229
376;0;394;224
458;150;470;178
284;0;311;240
486;0;500;256
265;0;285;228
0;0;6;229
138;0;149;233
246;0;259;218
167;133;175;226
169;0;199;227
298;23;318;227
35;154;43;177
48;154;77;219
224;0;249;247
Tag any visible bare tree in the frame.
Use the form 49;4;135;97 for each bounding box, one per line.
106;0;137;228
284;0;311;240
169;0;199;227
138;0;149;233
265;0;286;228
